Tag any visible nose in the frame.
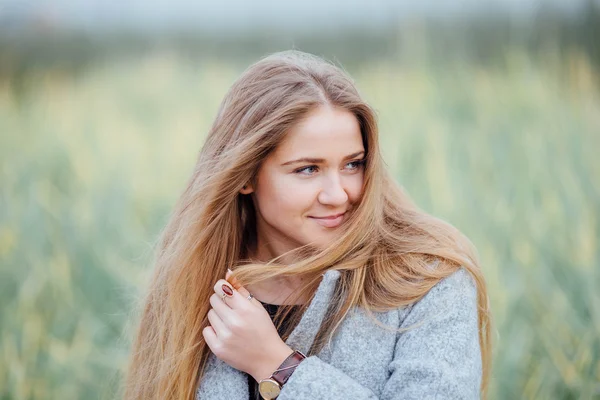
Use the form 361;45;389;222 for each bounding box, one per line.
317;172;349;206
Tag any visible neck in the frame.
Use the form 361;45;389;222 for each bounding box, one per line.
244;242;311;306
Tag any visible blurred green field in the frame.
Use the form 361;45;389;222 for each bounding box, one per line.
1;51;599;399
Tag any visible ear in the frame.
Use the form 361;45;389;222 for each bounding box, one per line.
239;183;254;195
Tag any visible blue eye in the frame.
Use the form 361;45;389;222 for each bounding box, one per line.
346;160;366;170
295;165;319;175
295;160;365;176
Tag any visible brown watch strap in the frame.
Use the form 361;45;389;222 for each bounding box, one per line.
270;350;306;386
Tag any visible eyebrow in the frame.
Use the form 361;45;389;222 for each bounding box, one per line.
281;150;365;166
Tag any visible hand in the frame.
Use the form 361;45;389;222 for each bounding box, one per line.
202;269;295;382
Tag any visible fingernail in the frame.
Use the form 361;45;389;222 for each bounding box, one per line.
222;284;233;296
227;268;232;273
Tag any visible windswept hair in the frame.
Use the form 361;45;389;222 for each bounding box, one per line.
123;50;492;399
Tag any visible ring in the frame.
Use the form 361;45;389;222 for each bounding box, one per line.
221;292;228;302
246;293;254;301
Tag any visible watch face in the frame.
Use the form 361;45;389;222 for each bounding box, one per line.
258;379;281;399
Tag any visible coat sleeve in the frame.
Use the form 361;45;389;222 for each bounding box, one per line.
276;268;482;400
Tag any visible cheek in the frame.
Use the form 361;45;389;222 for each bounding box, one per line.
256;175;316;217
346;174;365;203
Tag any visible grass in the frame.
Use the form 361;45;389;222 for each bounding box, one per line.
0;49;598;399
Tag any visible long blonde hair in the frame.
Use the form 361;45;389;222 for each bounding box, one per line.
123;50;492;399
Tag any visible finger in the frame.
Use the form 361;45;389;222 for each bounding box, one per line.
202;325;218;353
225;269;236;285
228;276;250;298
207;308;228;338
210;292;252;333
209;292;236;321
214;278;251;310
225;271;261;307
214;278;235;304
226;269;247;294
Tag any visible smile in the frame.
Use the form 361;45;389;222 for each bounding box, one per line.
308;212;346;228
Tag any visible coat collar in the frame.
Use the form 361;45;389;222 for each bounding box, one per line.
196;269;341;398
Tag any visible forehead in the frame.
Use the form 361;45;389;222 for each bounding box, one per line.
273;106;363;160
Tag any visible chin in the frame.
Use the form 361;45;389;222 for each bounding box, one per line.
307;233;338;249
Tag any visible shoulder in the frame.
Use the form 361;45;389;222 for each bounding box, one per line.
398;267;479;330
427;267;477;302
388;267;483;399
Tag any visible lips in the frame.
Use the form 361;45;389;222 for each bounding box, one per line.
308;212;346;228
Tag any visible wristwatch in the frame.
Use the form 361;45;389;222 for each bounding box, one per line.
258;349;306;399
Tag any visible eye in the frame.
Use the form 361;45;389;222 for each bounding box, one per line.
295;165;319;175
345;159;366;170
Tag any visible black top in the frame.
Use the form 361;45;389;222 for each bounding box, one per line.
248;301;302;400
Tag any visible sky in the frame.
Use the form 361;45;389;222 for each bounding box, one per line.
0;0;592;34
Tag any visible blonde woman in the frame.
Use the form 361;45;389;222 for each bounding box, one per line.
124;50;492;400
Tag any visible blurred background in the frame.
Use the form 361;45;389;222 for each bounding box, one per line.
1;0;599;399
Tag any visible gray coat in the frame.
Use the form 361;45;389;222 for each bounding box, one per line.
196;267;482;399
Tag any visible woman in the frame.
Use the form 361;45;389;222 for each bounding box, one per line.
124;50;492;400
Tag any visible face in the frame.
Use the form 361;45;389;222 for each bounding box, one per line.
241;105;365;255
